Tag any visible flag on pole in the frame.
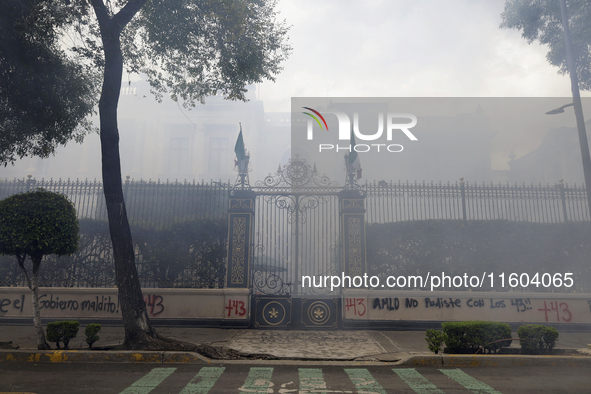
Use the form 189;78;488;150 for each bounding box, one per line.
348;130;362;179
234;125;249;174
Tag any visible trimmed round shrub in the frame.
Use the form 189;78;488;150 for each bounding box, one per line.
518;324;559;354
46;321;79;349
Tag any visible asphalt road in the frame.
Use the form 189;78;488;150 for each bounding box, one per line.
1;363;591;393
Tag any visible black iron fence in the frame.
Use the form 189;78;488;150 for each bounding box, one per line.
0;176;231;227
0;176;588;289
3;177;586;226
0;177;231;288
365;179;589;223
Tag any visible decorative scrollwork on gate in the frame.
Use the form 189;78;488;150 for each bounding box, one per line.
254;155;340;225
252;270;291;295
259;194;334;224
255;155;339;192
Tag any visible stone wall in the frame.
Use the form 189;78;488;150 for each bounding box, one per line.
342;290;591;325
3;287;590;326
0;287;249;322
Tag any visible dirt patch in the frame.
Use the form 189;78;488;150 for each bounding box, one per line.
0;341;18;349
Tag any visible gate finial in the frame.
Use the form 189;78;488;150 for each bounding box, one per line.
233;124;251;190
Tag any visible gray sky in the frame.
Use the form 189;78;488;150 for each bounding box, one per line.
258;0;582;113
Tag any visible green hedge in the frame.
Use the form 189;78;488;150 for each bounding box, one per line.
441;321;512;354
367;220;591;292
0;218;228;288
133;219;227;288
46;321;79;349
425;329;447;354
518;324;559;354
84;323;101;349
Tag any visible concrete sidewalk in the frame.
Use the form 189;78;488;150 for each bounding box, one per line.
1;324;590;365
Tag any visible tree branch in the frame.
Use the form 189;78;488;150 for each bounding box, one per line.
89;0;110;33
17;254;32;290
112;0;148;35
90;0;146;38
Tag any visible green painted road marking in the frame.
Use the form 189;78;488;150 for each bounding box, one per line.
119;367;176;394
179;367;225;394
393;369;444;394
239;367;274;393
344;368;386;394
299;368;327;393
440;369;502;394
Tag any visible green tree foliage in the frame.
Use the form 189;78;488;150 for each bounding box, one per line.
500;0;591;90
0;0;98;165
0;189;79;349
0;189;79;268
121;0;291;104
66;0;290;104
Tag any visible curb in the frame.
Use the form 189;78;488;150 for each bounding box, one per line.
2;349;591;367
400;353;591;367
0;350;209;364
0;350;390;366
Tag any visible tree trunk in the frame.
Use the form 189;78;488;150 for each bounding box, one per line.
31;273;50;350
92;0;158;349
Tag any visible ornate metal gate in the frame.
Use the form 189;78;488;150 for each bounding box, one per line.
250;157;342;328
251;157;341;295
225;155;368;329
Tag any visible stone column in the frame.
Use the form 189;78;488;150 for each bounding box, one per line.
226;190;256;289
339;190;367;281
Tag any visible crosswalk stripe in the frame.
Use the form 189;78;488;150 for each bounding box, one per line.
119;367;177;394
239;367;274;393
298;368;327;393
179;367;225;394
344;369;387;394
116;365;506;394
393;369;445;394
440;369;502;394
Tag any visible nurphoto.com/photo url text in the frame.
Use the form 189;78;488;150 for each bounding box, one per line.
301;272;574;292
